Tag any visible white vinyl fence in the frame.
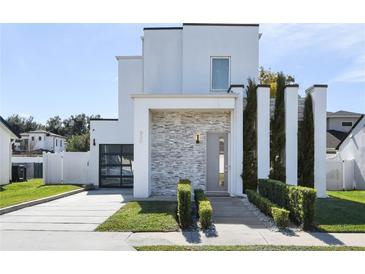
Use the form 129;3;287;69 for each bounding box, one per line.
43;152;90;184
326;153;355;190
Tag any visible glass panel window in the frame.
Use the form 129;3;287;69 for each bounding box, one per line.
219;137;225;187
38;136;42;141
100;167;121;176
99;144;134;187
101;155;122;166
211;57;230;91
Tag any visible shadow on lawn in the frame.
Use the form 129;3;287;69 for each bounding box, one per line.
315;196;365;228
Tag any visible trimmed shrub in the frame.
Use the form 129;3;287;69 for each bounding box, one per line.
242;79;258;191
194;188;205;211
258;179;288;208
270;73;286;182
287;186;316;230
257;179;316;230
199;200;213;230
271;207;289;229
193;188;213;229
177;179;192;228
246;189;275;216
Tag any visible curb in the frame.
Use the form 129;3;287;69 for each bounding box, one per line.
0;185;94;215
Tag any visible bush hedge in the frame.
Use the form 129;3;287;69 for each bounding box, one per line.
246;190;289;229
271;207;289;229
193;188;213;230
199;200;213;229
258;179;316;230
177;179;192;228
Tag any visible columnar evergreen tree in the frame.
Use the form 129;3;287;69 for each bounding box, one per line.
242;79;258;191
269;73;286;181
299;94;314;188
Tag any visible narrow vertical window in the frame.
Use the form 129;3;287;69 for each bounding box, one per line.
211;57;230;91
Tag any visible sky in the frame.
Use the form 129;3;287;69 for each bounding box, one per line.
0;23;364;124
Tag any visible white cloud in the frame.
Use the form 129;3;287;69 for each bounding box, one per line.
331;53;365;83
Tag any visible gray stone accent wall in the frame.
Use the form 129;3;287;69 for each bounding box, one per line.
151;111;231;196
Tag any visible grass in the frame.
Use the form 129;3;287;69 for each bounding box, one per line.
0;179;82;208
95;201;179;232
135;245;365;251
315;191;365;233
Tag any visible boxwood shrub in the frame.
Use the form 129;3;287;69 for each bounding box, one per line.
258;179;316;230
246;190;289;229
271;207;289;229
177;179;192;228
193;188;213;229
199;200;213;229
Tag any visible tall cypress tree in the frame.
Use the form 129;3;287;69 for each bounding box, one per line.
299;94;314;188
269;73;286;181
242;79;258;191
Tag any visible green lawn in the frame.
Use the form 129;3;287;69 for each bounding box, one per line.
315;191;365;233
95;201;179;232
135;245;365;251
0;179;82;208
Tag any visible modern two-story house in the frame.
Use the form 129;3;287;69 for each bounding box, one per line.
89;23;328;198
14;130;66;154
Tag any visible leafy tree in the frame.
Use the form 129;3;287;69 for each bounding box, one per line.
259;67;295;97
66;133;90;152
6;114;43;134
242;79;258;191
46;116;64;136
298;94;314;188
269;72;286;182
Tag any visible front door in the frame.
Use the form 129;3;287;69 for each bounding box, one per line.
207;133;228;192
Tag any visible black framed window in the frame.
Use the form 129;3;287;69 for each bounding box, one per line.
342;121;352;127
99;144;134;187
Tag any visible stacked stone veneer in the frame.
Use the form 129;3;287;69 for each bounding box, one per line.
151;111;231;196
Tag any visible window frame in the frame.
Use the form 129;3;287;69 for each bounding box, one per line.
342;121;353;127
99;144;134;188
210;56;231;92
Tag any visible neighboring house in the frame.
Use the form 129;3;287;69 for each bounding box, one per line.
327;110;363;152
0;116;20;185
326;115;365;190
87;23;328;198
14;130;66;154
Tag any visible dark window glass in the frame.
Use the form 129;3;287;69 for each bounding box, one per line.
38;136;42;141
342;121;352;127
56;139;58;146
60;140;63;147
31;136;35;141
99;144;134;187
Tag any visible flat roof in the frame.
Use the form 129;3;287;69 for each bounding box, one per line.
130;93;238;99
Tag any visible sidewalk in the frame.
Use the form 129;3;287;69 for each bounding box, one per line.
127;224;365;247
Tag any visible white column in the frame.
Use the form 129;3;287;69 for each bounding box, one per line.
133;99;151;198
306;85;327;197
285;85;299;185
231;86;244;196
257;85;270;179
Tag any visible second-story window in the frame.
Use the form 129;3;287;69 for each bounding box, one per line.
211;57;230;91
56;139;58;146
31;136;35;141
38;136;42;141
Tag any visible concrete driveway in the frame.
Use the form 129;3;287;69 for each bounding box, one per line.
0;188;135;250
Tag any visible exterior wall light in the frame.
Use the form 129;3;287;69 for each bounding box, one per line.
93;138;96;146
195;134;200;144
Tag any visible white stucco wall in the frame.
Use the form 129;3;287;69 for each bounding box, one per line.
0;124;14;185
143;29;182;93
338;116;365;189
327;117;360;132
182;25;259;92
